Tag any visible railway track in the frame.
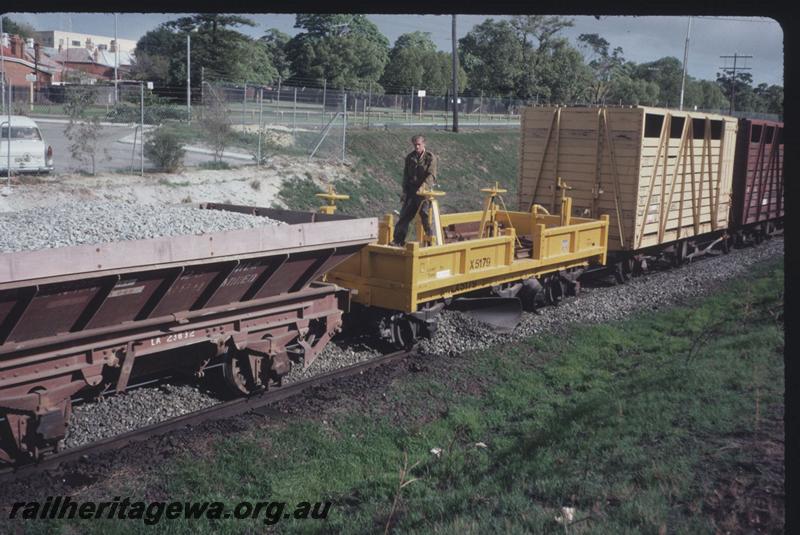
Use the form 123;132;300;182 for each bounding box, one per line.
0;348;411;484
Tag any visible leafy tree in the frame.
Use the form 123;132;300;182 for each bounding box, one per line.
260;29;292;80
606;65;660;106
459;19;523;96
285;15;389;90
510;15;574;100
534;38;592;104
200;88;232;162
1;17;36;39
380;32;466;95
635;57;684;107
133;14;278;87
129;50;171;83
63;87;107;175
715;70;757;113
578;33;626;104
753;83;783;115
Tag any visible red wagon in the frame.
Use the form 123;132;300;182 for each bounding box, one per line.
731;118;784;242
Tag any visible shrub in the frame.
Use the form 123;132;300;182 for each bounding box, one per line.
144;127;186;172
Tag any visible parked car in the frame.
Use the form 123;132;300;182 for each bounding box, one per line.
0;115;54;174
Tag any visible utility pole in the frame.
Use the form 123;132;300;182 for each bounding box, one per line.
187;33;191;121
1;16;6;116
720;53;752;115
679;17;691;111
114;14;119;105
452;14;459;133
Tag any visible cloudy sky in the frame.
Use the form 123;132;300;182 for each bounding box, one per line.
5;12;784;86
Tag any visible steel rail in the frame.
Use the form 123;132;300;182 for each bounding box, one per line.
0;349;411;483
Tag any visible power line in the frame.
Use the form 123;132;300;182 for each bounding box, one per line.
719;53;752;114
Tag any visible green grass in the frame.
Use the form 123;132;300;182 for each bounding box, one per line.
21;257;782;534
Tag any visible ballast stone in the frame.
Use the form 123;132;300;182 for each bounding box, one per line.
0;200;284;253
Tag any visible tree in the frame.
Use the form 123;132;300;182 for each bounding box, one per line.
510;15;574;100
1;17;36;39
459;19;523;96
715;70;757;112
635;57;684;107
260;29;292;80
63;87;106;175
577;33;626;104
285;15;389;90
379;32;466;95
680;79;728;111
200;88;232;162
536;38;594;105
753;83;783;116
133;14;278;88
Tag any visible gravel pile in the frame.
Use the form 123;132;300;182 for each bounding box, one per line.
283;339;383;384
0;200;284;253
64;383;220;449
418;238;784;357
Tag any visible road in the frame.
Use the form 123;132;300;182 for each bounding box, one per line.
36;121;254;175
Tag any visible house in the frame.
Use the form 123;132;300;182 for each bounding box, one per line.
34;30;137;56
0;34;63;87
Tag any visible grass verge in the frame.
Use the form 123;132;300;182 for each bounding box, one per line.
20;257;783;534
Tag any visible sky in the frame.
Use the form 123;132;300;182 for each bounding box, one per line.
4;13;784;87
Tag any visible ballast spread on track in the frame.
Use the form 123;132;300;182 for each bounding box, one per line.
0;204;377;465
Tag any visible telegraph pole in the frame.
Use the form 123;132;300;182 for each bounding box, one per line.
187;33;191;121
451;14;459;133
114;14;119;104
719;53;752;114
679;17;691;110
1;16;6;115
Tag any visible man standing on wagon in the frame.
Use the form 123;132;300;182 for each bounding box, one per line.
391;134;438;247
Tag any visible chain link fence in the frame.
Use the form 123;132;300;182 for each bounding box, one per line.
0;78;780;177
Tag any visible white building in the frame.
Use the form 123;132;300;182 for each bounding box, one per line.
33;30;137;56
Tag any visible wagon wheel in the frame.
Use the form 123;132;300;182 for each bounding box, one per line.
222;349;259;396
672;240;687;267
613;261;626;285
721;234;731;254
391;315;419;350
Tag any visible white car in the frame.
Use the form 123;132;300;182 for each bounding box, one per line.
0;115;54;174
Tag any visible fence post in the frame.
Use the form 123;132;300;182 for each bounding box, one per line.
276;77;281;125
342;92;347;163
367;82;372;130
140;82;144;177
258;87;263;166
409;87;413;123
242;82;247;131
293;87;297;134
321;78;327;130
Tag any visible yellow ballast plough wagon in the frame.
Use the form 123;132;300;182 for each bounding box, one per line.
322;181;609;348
